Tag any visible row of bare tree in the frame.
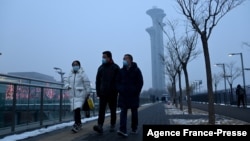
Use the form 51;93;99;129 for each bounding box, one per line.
161;0;246;125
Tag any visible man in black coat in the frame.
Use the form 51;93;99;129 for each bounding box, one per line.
93;51;120;133
236;84;246;108
116;54;143;137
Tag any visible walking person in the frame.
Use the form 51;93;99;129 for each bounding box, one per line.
93;51;120;133
116;54;143;137
236;84;246;108
64;60;91;133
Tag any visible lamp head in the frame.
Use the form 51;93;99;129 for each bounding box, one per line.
228;53;241;56
214;63;224;66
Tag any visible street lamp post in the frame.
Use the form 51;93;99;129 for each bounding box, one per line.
53;67;65;83
215;63;227;104
244;68;250;106
229;53;247;106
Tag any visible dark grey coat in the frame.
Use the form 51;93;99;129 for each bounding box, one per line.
116;62;143;108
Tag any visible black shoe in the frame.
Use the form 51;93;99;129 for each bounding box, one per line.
117;130;128;137
93;125;103;133
109;125;115;132
131;129;138;134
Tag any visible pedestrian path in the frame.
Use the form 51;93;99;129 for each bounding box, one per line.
18;103;168;141
4;102;250;141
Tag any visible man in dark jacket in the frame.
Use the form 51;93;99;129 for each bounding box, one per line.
236;84;245;108
93;51;120;133
116;54;143;137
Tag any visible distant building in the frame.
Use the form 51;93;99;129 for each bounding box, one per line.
146;7;166;91
8;72;56;82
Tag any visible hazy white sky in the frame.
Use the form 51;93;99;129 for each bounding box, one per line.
0;0;250;91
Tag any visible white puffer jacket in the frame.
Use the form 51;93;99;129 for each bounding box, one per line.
64;67;91;111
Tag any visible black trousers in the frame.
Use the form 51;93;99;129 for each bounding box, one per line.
119;107;138;133
97;96;117;126
74;108;81;125
237;95;245;107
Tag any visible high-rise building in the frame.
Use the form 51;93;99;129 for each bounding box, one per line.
146;7;166;91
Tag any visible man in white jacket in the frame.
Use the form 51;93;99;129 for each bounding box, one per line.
64;60;91;133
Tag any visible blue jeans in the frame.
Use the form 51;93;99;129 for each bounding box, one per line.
119;107;138;133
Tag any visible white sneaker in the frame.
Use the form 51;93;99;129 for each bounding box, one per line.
71;123;82;133
117;130;128;137
71;124;79;133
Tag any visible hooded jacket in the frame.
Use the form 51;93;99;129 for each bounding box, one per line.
236;85;245;96
116;62;143;108
64;67;91;111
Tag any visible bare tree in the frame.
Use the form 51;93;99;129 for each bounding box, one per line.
242;42;250;47
176;28;200;114
161;20;201;114
160;21;182;108
166;82;175;103
177;65;183;110
163;46;181;108
176;0;246;124
225;62;241;104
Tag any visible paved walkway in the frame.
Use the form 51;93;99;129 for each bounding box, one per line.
18;102;250;141
21;103;169;141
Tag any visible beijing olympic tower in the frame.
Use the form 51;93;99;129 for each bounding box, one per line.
146;7;166;91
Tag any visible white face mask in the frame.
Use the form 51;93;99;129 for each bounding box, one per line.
72;66;80;72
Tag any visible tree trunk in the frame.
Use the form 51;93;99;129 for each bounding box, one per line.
172;80;178;108
201;34;215;124
178;71;183;111
183;64;192;114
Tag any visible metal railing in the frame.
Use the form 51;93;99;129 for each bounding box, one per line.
0;73;151;138
0;73;72;137
190;87;250;106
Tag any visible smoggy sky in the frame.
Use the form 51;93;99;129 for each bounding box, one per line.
0;0;250;91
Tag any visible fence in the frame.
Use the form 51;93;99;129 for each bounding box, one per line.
0;73;150;138
0;73;73;137
191;88;250;106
